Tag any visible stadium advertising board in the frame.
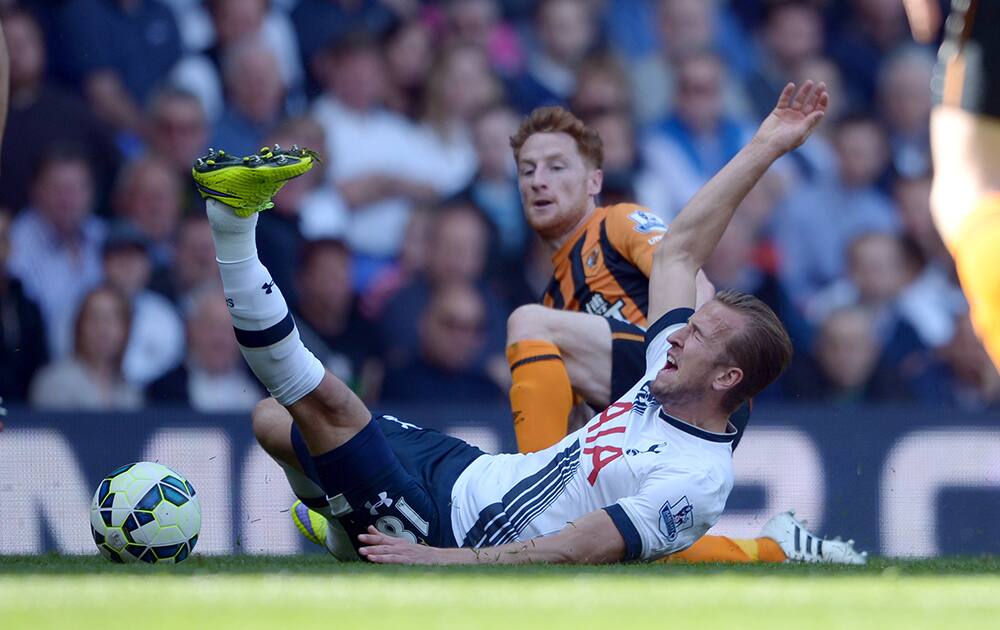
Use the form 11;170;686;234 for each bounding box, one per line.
1;404;997;557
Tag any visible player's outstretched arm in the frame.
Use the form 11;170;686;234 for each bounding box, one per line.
358;509;626;565
648;81;828;322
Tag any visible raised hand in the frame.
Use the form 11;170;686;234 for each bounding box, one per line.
752;81;829;156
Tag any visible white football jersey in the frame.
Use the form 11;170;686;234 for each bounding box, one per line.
449;307;736;561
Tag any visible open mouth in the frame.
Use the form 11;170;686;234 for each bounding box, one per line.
532;199;553;208
662;353;678;373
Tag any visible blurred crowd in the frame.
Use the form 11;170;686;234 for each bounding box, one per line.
1;0;998;414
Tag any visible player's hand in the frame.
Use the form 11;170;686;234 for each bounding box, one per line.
752;81;828;157
358;526;452;565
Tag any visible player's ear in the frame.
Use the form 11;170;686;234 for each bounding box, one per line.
712;366;743;394
587;168;603;197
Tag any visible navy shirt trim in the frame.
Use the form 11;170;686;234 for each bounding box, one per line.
659;410;738;443
603;504;643;561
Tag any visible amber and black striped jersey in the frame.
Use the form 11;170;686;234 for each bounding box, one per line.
542;203;667;329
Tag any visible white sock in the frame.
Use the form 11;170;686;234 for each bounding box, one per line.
207;201;325;405
206;199;258;263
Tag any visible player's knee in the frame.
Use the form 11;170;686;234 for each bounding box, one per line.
507;304;556;343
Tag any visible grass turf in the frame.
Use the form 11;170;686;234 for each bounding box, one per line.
1;555;999;629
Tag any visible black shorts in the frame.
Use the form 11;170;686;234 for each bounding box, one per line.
937;0;1000;118
291;415;486;549
607;318;648;404
605;318;751;450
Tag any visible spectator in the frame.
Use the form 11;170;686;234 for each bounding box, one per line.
0;9;119;213
147;287;262;411
0;208;49;402
894;173;950;270
791;305;883;402
745;1;825;119
806;232;944;376
382;18;435;120
703;211;811;351
8;151;105;357
828;0;914;107
786;56;842;183
443;0;523;75
291;0;405;84
571;54;632;116
311;32;438;276
877;46;934;178
643;50;755;219
293;239;384;402
210;41;287;157
112;154;183;271
629;0;752;125
30;286;142;410
378;200;507;374
925;314;1000;410
417;43;502;193
101;225;185;387
145;87;210;214
586;107;669;220
360;206;433;320
155;216;220;311
55;0;183;141
171;0;304;121
381;283;505;404
505;0;599;114
775;114;899;306
461;103;528;269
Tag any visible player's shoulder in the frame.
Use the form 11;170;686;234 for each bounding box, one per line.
648;447;732;495
602;203;668;239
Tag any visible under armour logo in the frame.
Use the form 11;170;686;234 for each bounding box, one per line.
261;281;275;294
365;492;393;515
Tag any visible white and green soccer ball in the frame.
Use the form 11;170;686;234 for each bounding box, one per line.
89;462;201;564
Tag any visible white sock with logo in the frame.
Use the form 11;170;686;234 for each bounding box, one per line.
206;200;325;405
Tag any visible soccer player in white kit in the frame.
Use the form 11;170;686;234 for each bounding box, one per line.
195;81;827;564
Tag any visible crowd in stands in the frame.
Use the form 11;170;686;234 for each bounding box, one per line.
1;0;997;414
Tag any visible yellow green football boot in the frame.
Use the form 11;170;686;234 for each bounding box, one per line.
191;144;320;216
291;500;360;561
291;499;328;548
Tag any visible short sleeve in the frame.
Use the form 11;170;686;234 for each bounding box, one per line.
603;464;725;561
604;205;668;277
643;307;693;374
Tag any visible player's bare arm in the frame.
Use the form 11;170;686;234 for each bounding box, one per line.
358;509;625;565
648;81;828;322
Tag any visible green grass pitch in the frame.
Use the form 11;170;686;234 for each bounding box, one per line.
2;555;999;629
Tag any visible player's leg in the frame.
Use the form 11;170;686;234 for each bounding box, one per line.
195;147;441;550
506;306;612;452
930;0;1000;367
252;397;358;559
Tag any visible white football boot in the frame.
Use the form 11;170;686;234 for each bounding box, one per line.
760;509;868;564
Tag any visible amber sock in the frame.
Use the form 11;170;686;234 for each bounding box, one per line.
659;535;787;563
507;340;574;453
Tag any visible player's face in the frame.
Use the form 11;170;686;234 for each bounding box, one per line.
517;132;602;241
650;301;745;406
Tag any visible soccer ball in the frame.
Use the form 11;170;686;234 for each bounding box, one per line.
89;462;201;564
